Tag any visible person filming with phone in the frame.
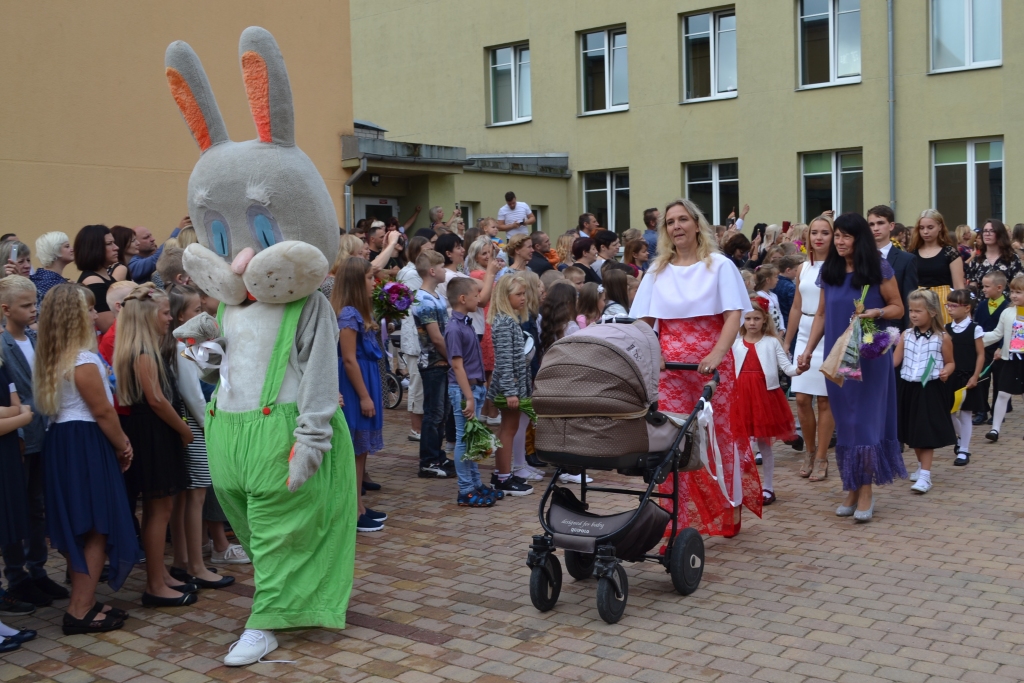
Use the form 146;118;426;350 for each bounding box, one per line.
496;191;535;239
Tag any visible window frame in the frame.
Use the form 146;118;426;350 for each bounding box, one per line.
488;42;532;126
800;149;863;221
681;9;738;104
931;137;1004;227
929;0;1002;74
684;160;740;224
579;27;629;116
582;169;630;233
796;0;862;90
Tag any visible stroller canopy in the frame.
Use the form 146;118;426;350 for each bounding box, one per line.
534;320;661;418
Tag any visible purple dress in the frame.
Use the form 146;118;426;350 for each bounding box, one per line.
819;260;906;490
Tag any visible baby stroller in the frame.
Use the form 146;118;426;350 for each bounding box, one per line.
527;318;716;624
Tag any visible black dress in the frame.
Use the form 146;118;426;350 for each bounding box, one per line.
120;354;190;500
76;270;114;314
913;245;959;288
0;365;28;547
945;321;986;414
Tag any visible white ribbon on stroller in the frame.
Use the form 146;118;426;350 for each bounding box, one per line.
693;399;742;508
183;341;231;391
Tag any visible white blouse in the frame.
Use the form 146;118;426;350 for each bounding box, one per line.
629;252;752;319
56;350;112;424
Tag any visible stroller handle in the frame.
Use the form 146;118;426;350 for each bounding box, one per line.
663;363;719;400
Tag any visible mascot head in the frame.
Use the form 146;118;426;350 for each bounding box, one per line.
165;27;339;305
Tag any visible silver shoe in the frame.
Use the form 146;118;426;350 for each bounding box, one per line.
853;499;875;523
836;503;856;517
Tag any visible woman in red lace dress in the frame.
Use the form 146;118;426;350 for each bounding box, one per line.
630;198;761;537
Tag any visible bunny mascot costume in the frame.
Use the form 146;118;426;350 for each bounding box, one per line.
164;27;356;666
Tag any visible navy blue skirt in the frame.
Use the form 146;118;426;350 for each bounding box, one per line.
44;421;140;591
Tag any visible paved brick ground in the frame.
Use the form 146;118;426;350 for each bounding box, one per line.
3;401;1024;683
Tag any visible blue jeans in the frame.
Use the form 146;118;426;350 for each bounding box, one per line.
449;383;486;495
419;366;448;467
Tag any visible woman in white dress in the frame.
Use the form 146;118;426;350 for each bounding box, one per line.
784;215;835;481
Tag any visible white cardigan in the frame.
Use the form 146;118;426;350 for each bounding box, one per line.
982;306;1023;357
731;335;799;391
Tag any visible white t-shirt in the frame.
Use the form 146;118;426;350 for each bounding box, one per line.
56;350;111;424
629;253;752;320
14;337;34;371
497;201;532;238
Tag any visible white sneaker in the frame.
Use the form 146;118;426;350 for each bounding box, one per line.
909;464;920;482
911;477;932;494
558;473;594;484
514;468;544;482
486;415;502;426
201;540;213;557
525;465;546;478
211;544;251;565
401;378;410;388
224;629;279;666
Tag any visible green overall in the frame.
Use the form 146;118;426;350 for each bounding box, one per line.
206;297;356;630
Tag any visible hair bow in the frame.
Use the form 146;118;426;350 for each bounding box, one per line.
755;297;770;314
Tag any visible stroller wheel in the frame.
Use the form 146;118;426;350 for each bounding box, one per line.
564;550;596;581
670;528;705;596
529;555;562;612
596;563;628;624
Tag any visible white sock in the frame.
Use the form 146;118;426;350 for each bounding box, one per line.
756;438;774;491
0;620;17;637
992;392;1011;432
919;469;931;479
956;411;973;453
512;413;529;470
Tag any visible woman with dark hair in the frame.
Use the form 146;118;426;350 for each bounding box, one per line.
413;228;438;246
74;225;119;333
722;233;751;269
108;226;138;282
799;213;905;522
965;219;1022;291
1011;224;1024;260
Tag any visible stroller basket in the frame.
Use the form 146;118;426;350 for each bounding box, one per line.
547;487;670;561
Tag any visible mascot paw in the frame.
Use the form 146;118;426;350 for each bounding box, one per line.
287;443;324;492
173;313;221;345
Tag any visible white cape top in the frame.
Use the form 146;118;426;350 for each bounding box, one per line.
629;252;752;319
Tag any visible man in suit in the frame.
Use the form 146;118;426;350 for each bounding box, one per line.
868;205;917;330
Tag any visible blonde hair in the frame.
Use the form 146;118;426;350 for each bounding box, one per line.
156;247;186;288
506;234;531;261
789;223;808;244
740;269;755;293
177;226;198;248
106;279;137;311
113;283;172;406
746;297;779;338
330;234;366;275
906;289;946;336
515;270;541;317
555;233;575;266
754;264;779;293
35;231;69;268
1009;274;1024;292
763;224;782;249
910;209;955;251
488;274;526;323
0;274;36;306
34;284;97;416
651;198;718;273
956;224;975;246
805;214;835;263
415;250;445;279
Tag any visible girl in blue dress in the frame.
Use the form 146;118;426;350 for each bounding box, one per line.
799;213;907;523
331;257;387;533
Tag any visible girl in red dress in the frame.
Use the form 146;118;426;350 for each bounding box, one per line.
731;297;802;505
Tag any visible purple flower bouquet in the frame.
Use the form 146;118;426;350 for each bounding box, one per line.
371;280;413;322
859;319;900;360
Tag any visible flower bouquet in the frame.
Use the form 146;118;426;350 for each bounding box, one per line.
462;413;501;462
821;286;898;386
859;317;899;360
493;395;537;422
371;280;413;322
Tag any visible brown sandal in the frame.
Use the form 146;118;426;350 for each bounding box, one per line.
809;458;829;481
799;453;814;478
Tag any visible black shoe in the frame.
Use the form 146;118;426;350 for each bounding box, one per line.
62;606;124;635
0;591;35;616
34;575;69;600
169;567;219;583
829;434;837;448
986;429;999;442
141;591;198;608
526;454;547;468
987;416;994;425
189;575;235;590
94;602;129;621
0;638;19;653
440;458;456;473
418;462;448;478
954;452;970;466
7;582;51;607
973;411;989;425
168;582;199;594
786;436;805;451
362;480;382;491
6;629;36;645
495;475;533;496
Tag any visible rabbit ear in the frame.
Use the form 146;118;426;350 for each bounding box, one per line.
238;27;294;146
165;41;230;152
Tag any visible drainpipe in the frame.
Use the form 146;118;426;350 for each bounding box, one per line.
888;0;896;213
344;157;367;234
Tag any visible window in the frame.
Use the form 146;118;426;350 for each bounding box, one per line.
931;0;1001;72
683;10;737;101
801;150;862;220
490;44;531;124
583;171;630;233
933;139;1003;229
685;161;739;224
798;0;861;88
581;28;628;113
457;202;475;227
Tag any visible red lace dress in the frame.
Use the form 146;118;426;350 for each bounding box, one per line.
731;340;797;440
658;317;763;538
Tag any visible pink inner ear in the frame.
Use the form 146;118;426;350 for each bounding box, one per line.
166;67;212;151
241;51;272;143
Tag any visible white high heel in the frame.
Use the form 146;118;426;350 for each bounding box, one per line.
853;498;875;523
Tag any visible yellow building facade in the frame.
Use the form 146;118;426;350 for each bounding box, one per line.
352;0;1018;234
0;1;353;257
